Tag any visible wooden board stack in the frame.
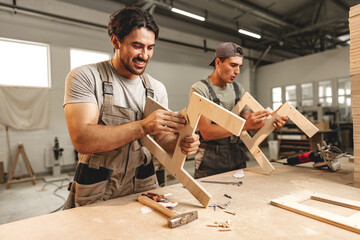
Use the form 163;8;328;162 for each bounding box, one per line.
349;4;360;188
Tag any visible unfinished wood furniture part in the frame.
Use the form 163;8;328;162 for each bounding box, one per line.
0;157;358;240
232;92;319;174
6;143;36;189
141;92;246;207
349;4;360;188
270;191;360;234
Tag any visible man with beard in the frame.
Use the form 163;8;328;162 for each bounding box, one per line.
63;7;200;209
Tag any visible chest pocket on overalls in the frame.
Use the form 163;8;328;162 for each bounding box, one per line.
97;70;157;195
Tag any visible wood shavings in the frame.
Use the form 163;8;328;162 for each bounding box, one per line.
159;201;178;208
140;206;153;214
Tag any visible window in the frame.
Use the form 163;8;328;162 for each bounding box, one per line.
285;85;297;107
0;38;50;87
301;83;313;106
318;80;333;106
338;78;351;121
272;87;282;110
70;49;111;70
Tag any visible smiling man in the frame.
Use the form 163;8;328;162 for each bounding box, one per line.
190;42;288;179
63;7;200;209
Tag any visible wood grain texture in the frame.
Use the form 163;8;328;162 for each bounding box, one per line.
349;4;360;188
141;92;246;207
137;196;177;218
0;158;359;239
270;191;360;234
232;92;318;175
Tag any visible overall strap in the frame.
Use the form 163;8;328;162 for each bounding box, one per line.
96;61;114;116
200;79;220;105
232;81;241;105
140;73;154;98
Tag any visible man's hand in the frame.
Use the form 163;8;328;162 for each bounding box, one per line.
272;105;289;129
243;110;270;131
141;109;186;135
273;116;289;128
178;133;200;155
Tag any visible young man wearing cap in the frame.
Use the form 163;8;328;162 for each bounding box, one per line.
190;42;288;179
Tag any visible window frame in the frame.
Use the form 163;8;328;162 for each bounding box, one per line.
0;37;51;88
70;48;112;70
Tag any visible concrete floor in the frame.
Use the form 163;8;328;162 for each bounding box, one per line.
0;174;72;225
0;148;264;225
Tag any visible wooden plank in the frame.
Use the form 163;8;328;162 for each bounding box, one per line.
311;193;360;211
241;131;275;174
350;5;360;188
141;92;246;207
232;92;318;175
350;4;360;18
276;103;318;138
270;192;360;234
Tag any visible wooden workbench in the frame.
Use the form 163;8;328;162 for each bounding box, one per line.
0;158;358;240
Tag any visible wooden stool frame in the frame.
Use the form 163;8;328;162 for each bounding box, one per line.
141;92;246;207
232;92;319;174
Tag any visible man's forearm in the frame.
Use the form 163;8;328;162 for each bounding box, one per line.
200;124;233;141
71;121;146;154
154;132;178;154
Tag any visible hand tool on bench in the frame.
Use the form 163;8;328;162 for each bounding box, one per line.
137;195;198;228
142;192;169;202
200;180;243;186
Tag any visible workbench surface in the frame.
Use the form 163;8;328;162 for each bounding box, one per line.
0;158;358;240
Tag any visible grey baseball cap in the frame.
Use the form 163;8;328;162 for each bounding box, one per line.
209;42;244;66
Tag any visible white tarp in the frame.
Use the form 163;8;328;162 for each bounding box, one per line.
0;87;50;130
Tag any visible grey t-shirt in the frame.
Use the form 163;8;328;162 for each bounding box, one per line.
190;77;246;111
64;60;168;111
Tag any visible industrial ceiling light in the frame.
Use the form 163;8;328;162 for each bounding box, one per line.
238;29;261;39
171;7;205;21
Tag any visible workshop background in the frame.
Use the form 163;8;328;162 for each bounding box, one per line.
0;0;358;224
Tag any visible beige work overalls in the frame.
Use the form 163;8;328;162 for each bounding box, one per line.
64;61;158;209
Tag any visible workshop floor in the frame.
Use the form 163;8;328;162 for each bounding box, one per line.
0;149;265;225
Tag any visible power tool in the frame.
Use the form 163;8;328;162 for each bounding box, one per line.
286;141;341;172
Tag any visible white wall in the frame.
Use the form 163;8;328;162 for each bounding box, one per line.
255;46;350;107
0;0;252;175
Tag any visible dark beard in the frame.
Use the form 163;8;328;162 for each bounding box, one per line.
120;56;146;76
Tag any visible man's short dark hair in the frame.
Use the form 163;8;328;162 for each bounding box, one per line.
108;7;159;42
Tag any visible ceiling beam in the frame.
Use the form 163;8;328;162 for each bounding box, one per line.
330;0;349;12
312;0;325;25
283;17;347;38
212;0;297;29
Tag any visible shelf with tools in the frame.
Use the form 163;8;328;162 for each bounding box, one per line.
274;127;334;158
274;130;314;158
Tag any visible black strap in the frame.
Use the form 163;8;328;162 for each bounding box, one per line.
233;81;240;105
201;79;241;105
200;79;220;105
97;61;114;96
140;74;154;98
